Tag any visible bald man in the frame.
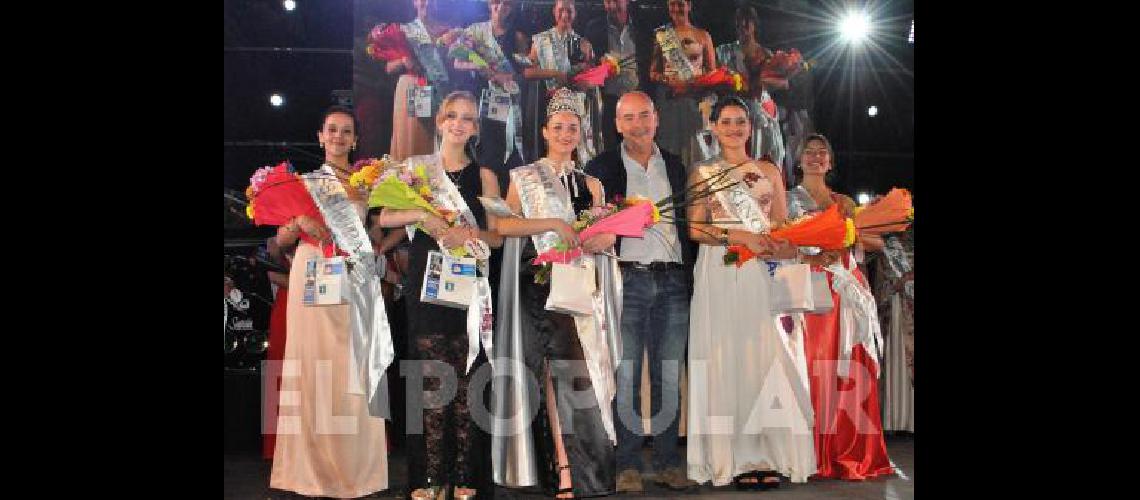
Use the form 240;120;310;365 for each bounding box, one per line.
584;91;698;492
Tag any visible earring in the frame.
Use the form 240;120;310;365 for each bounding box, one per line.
320;143;325;149
352;143;357;151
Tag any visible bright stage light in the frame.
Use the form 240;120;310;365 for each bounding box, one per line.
839;12;871;44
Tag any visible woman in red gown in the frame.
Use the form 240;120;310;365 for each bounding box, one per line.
786;133;893;480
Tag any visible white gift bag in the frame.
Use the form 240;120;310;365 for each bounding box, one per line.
769;262;814;312
809;271;834;313
545;262;596;316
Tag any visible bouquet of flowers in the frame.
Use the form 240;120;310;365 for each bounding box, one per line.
760;48;811;81
439;28;522;94
774;203;856;249
570;53;628;87
720;188;915;267
578;196;659;240
365;23;412;63
442;32;490;70
723;203;856;266
348;155;397;191
244;161;328;250
530;197;653;284
368;163;477;257
529;204;616;280
853;188;914;236
530;165;746;282
531;196;659;264
669;66;746;95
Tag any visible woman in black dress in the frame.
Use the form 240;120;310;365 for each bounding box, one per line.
493;87;620;499
376;91;503;500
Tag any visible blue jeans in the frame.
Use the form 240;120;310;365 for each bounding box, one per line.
613;266;691;472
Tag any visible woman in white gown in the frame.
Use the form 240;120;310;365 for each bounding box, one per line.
685;97;816;488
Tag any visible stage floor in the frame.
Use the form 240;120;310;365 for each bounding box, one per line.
225;434;913;499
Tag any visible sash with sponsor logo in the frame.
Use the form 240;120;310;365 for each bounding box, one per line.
655;24;696;81
694;157;771;233
510;160;620;444
300;166;394;418
404;154;494;374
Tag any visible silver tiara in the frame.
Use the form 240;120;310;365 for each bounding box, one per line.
546;87;583;118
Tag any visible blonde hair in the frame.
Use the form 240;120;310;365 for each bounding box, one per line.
435;90;479;130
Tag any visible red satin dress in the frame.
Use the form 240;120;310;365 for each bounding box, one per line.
803;252;894;480
262;285;288;460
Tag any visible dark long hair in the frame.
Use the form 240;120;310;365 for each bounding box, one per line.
319;105;360;163
320;105;360;133
795;132;838;185
709;96;757;157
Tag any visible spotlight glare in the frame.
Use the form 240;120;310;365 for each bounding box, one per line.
839;12;871;43
270;93;284;107
283;0;296;12
857;192;872;205
868;105;879;117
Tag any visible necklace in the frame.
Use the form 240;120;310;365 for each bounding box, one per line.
445;166;466;185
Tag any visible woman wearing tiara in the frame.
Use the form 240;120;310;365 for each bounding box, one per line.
491;87;621;499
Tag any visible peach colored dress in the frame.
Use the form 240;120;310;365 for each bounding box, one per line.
270;200;388;498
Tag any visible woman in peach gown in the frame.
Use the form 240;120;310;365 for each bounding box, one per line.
269;106;389;498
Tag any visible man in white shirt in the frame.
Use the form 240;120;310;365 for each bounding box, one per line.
584;91;697;492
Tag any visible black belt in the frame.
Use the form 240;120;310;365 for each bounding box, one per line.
619;261;684;272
